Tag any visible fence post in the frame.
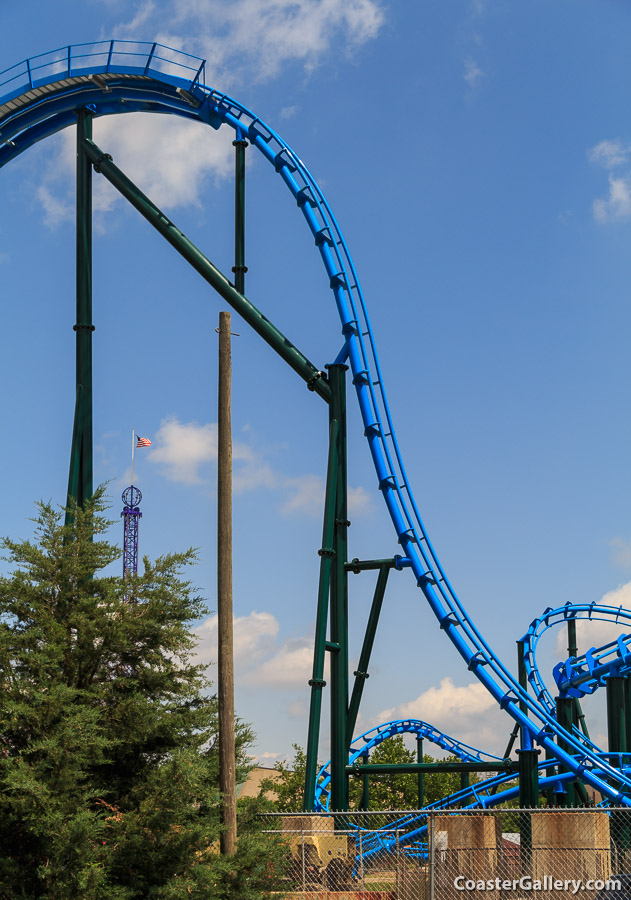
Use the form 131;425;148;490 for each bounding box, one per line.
429;812;435;900
301;826;306;892
395;828;400;899
358;828;365;888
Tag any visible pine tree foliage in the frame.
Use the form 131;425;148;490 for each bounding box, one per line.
0;491;277;899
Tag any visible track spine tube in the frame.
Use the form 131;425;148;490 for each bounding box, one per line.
303;418;339;812
80;137;332;404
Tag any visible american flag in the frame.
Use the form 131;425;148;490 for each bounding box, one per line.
136;436;152;448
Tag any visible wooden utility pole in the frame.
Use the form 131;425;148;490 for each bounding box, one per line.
217;310;236;855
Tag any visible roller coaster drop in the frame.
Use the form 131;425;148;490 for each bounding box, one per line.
2;41;631;818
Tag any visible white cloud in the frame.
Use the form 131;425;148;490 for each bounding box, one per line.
193;609;280;668
193;609;324;692
114;0;386;85
243;636;315;687
93;114;234;211
31;1;385;226
280;474;324;515
149;419;218;484
378;676;507;754
588;139;631;170
34;114;234;229
280;475;372;517
148;417;372;516
464;57;484;89
280;105;299;120
37;184;73;229
588;139;631;224
610;537;631;569
553;581;631;656
593;175;631;224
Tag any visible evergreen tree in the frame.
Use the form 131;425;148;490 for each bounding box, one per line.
0;491;277;899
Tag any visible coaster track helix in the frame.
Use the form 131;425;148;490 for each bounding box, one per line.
2;40;630;805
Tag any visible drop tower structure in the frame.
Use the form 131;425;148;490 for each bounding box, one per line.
121;485;142;579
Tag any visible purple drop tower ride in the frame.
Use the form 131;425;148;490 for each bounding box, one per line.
121;485;142;578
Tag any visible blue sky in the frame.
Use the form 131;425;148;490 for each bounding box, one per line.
2;0;631;766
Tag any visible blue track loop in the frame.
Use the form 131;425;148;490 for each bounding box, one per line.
2;41;631;803
522;603;631;714
314;718;505;812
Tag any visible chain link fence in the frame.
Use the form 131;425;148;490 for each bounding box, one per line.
261;808;631;899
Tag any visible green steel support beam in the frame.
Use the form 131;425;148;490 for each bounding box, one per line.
232;135;247;295
329;364;349;813
346;563;390;741
66;109;94;523
567;618;578;659
566;618;592;748
347;761;517;775
303;418;339;811
607;677;630;849
345;557;399;573
517;640;540;808
65;385;83;523
556;697;576;807
417;738;424;809
518;747;539;873
517;749;540;808
607;676;628;758
359;751;370;811
82;138;331;404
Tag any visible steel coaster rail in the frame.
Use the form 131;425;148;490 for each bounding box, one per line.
2;42;631;803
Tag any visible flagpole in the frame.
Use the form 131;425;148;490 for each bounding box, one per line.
131;428;135;486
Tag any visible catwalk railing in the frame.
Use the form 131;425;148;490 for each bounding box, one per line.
260;808;631;899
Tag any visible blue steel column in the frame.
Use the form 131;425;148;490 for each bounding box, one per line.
67;108;94;515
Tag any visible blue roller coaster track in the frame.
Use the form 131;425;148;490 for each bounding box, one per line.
314;719;506;812
2;40;631;805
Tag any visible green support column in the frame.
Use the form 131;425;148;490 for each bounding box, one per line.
359;750;370;811
328;364;349;813
607;677;630;853
625;678;631;752
417;738;424;809
346;563;390;741
517;641;540;809
67;108;94;520
303;418;338;811
232;134;247;294
608;676;629;759
555;697;576;807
